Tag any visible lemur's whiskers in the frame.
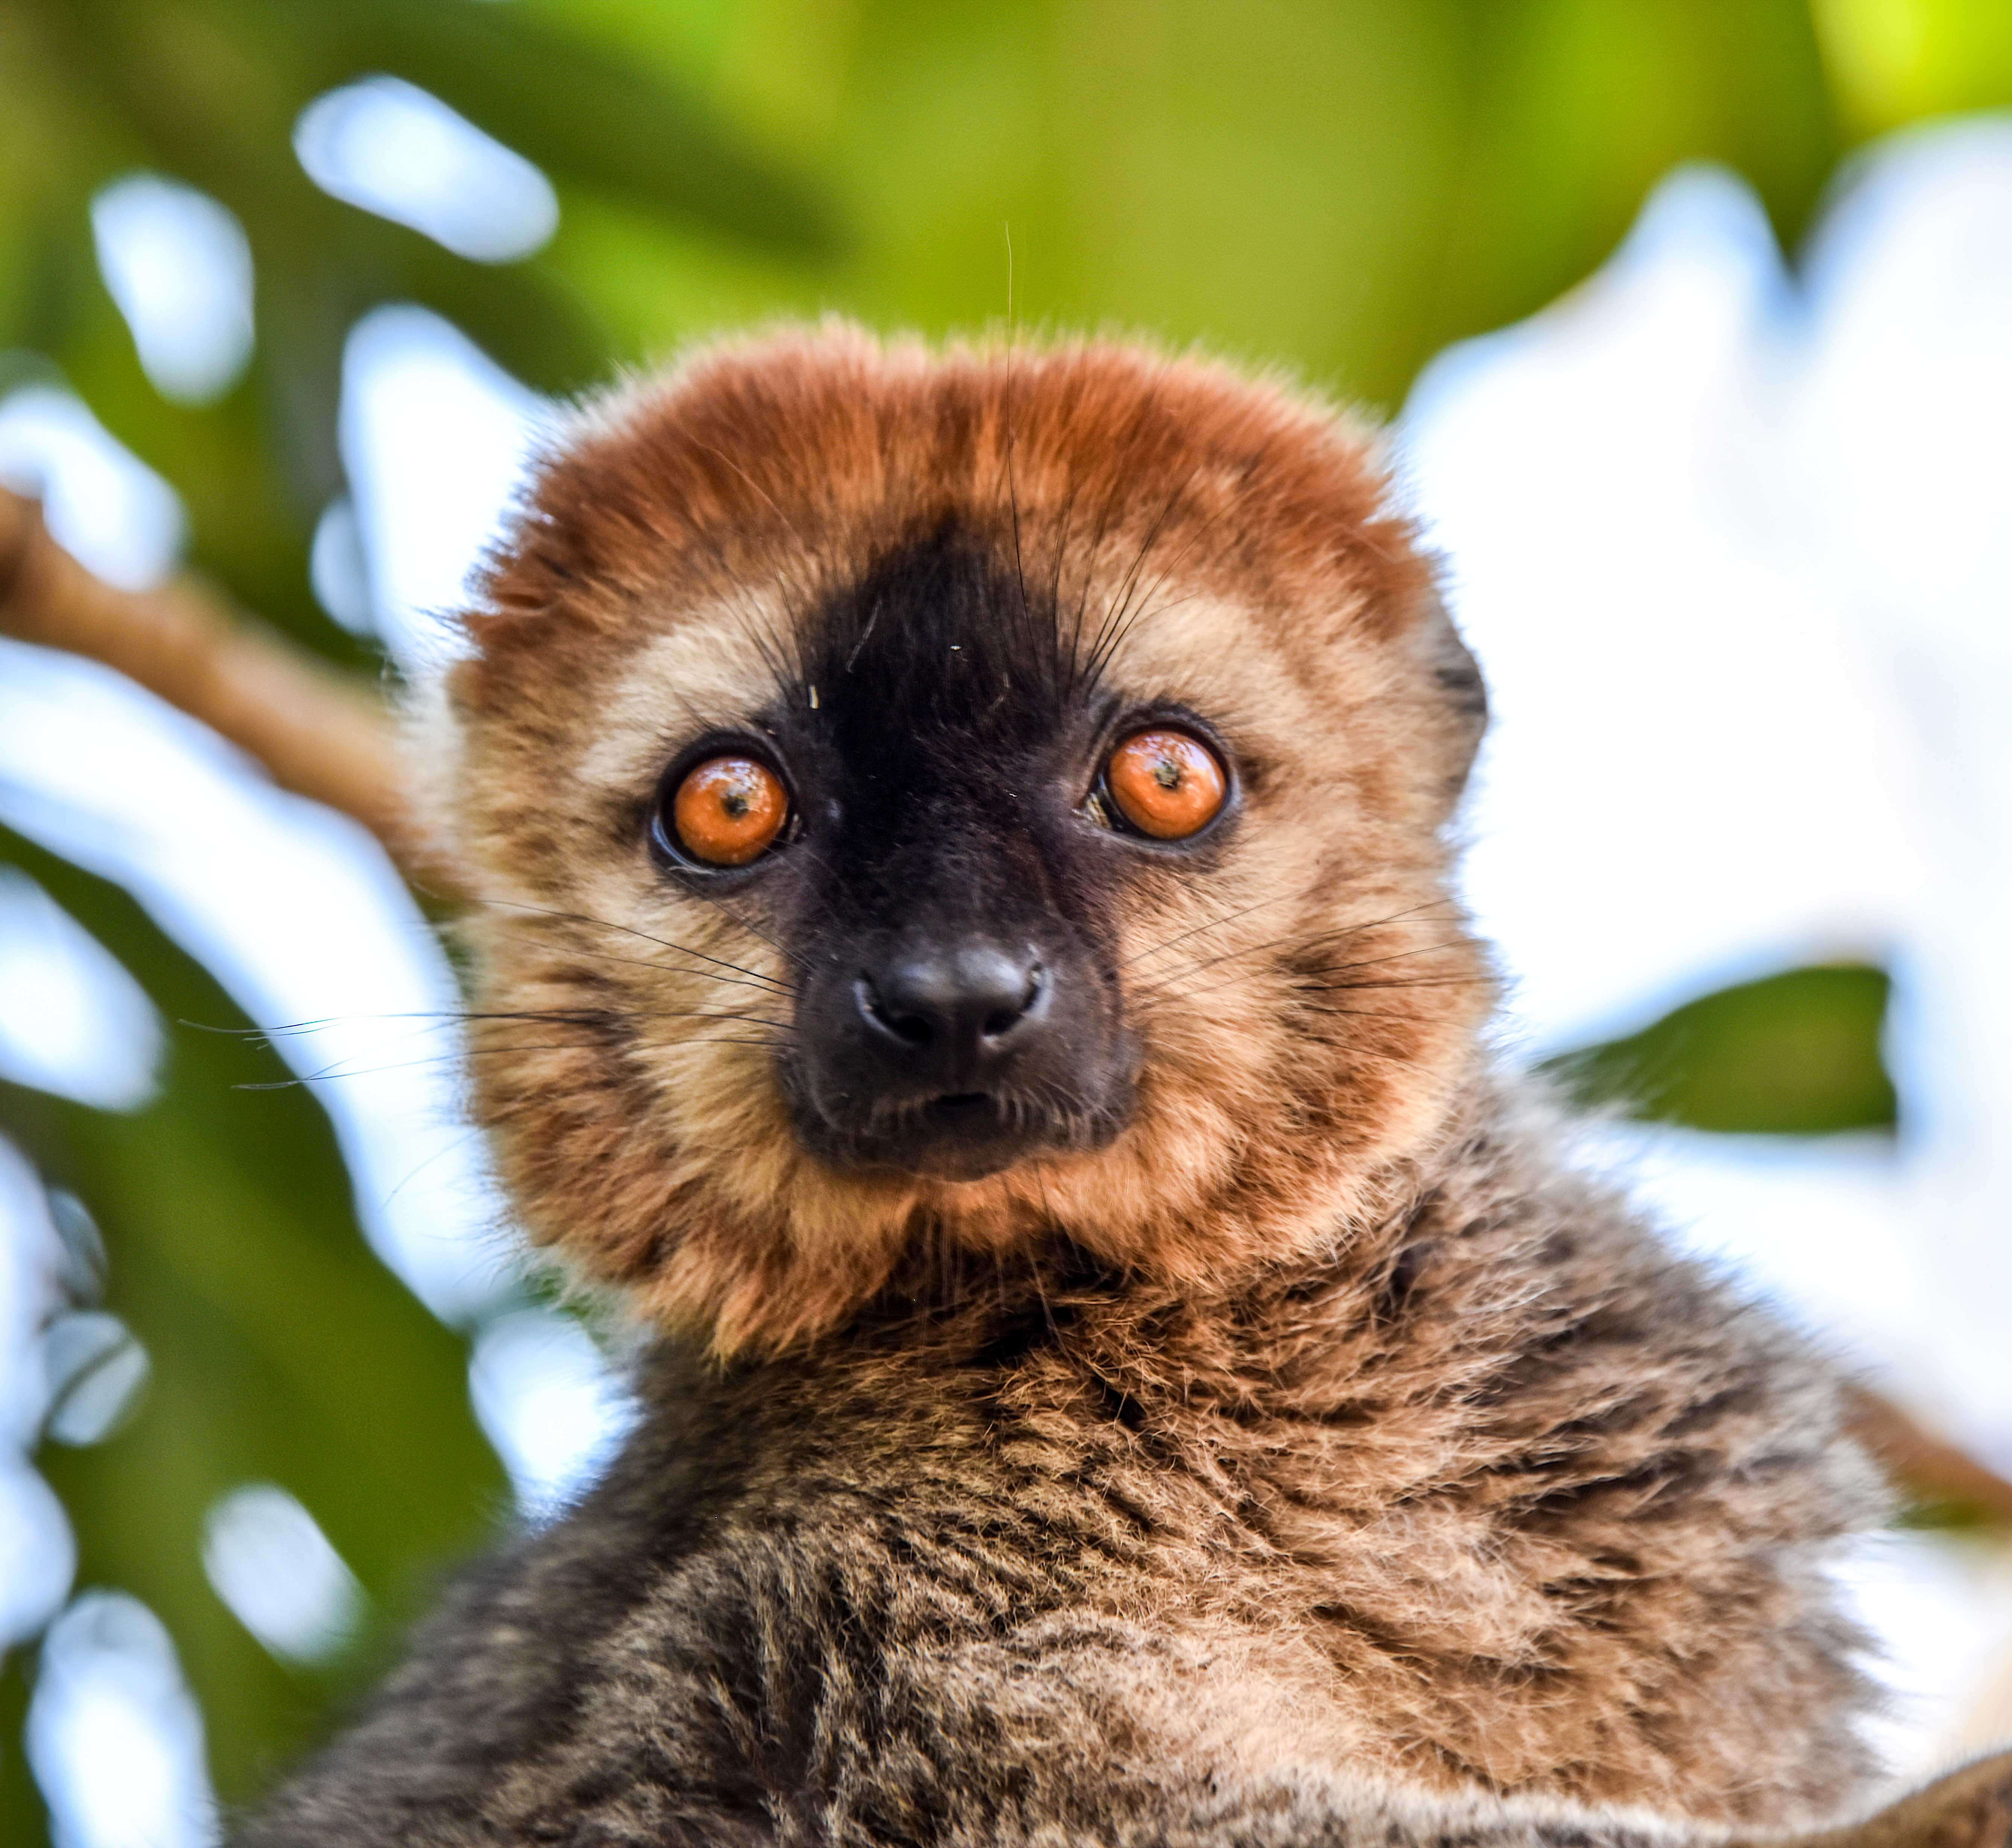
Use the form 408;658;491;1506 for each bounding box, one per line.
466;895;796;996
1128;908;1466;1003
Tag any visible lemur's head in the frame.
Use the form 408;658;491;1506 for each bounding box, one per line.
428;324;1491;1353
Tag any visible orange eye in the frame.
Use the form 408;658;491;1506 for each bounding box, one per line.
668;755;789;867
1104;728;1228;840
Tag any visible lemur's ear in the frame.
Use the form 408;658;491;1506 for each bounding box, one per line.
1413;586;1488;813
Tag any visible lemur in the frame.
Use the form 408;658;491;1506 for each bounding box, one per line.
241;325;2012;1847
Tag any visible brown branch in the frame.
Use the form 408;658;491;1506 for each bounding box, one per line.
1849;1387;2012;1530
0;485;453;889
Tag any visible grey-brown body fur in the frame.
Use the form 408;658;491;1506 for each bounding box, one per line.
245;1077;1880;1846
240;327;2011;1846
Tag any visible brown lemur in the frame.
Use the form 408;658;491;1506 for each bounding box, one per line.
241;325;2012;1847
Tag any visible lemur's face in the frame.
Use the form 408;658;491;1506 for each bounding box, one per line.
649;526;1228;1185
436;330;1491;1352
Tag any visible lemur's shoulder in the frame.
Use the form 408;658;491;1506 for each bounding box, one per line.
962;1068;1884;1822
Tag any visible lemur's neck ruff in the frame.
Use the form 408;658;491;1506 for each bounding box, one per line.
427;325;1490;1354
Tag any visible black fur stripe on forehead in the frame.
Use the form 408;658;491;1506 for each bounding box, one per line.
770;520;1124;930
799;520;1076;755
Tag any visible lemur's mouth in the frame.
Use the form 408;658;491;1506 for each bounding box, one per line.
834;1090;1044;1181
787;1079;1129;1183
906;1091;1027;1179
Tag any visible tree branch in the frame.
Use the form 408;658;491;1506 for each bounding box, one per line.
0;486;450;888
1848;1387;2012;1527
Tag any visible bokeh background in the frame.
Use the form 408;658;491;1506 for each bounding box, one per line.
2;3;2010;1842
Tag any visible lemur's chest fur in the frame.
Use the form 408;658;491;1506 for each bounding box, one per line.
285;1083;1876;1846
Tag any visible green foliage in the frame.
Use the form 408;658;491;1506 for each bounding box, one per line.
1546;963;1899;1136
0;1638;35;1845
1813;0;2012;132
0;826;507;1833
0;0;831;637
537;0;1852;410
2;3;2009;1837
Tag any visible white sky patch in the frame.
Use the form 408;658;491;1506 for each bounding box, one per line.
0;1456;72;1650
1400;164;1915;1058
0;639;517;1326
1827;1527;2012;1774
202;1483;366;1667
0;1141;73;1647
26;1591;219;1848
339;304;552;668
309;495;376;634
295;76;559;264
0;867;161;1111
0;386;184;590
1398;126;2012;1453
1796;120;2012;643
0;1140;56;1451
469;1307;637;1519
90;174;255;406
40;1309;150;1448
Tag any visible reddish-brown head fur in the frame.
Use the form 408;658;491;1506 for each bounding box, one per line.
422;322;1492;1354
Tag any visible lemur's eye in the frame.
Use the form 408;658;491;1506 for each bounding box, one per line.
1103;729;1228;840
667;756;789;866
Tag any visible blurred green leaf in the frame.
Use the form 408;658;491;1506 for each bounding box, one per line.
1813;0;2012;134
536;0;1857;409
0;1647;48;1847
1545;963;1899;1136
0;825;507;1807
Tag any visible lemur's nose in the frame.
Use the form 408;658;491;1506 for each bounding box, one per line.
855;943;1047;1077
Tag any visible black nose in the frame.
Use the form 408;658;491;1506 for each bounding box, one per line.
855;943;1047;1079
